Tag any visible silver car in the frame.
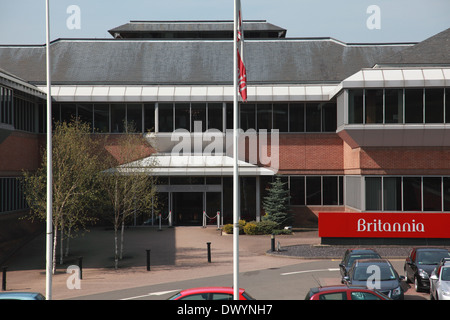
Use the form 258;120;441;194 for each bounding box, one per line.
430;258;450;300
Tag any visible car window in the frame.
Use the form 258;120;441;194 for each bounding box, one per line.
211;293;233;300
347;254;381;266
417;251;450;265
178;293;209;300
318;292;347;300
351;291;382;300
441;267;450;281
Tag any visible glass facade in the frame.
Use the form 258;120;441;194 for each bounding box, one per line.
365;176;450;212
53;101;337;134
348;87;450;125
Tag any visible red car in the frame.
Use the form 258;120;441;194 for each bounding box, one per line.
168;287;255;300
305;285;391;300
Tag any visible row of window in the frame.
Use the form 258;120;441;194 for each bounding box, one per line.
349;88;450;125
365;176;450;212
51;102;338;134
0;86;13;126
0;177;29;214
261;175;344;206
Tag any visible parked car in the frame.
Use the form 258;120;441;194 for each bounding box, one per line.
305;285;391;300
430;258;450;300
0;292;45;300
339;249;381;283
343;259;404;300
168;287;255;300
404;247;450;292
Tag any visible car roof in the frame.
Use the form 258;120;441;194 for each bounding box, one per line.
353;258;391;266
347;248;378;254
414;247;449;252
178;287;245;295
0;292;44;300
310;285;373;294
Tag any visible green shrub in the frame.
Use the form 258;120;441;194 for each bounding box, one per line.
223;220;246;234
256;220;279;234
243;221;259;235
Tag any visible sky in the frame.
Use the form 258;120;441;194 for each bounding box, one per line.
0;0;449;45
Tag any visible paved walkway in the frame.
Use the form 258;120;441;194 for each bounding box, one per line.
1;226;320;300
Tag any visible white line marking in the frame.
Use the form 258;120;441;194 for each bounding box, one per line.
121;289;180;300
281;268;340;276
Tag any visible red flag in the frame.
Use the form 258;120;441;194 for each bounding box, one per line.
236;0;247;102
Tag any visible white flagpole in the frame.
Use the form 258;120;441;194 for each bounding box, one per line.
45;0;53;300
233;0;240;300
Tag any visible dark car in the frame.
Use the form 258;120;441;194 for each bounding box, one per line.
404;247;450;292
343;259;405;300
339;248;381;283
305;285;391;300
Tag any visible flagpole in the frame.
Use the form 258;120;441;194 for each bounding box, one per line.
232;0;240;301
45;0;53;300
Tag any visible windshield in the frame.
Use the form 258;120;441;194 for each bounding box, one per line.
353;265;396;281
417;251;450;265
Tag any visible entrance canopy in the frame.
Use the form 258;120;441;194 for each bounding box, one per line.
111;154;276;176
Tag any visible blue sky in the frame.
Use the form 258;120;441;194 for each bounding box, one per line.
1;0;449;44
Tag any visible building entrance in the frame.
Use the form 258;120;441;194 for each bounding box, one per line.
172;192;203;225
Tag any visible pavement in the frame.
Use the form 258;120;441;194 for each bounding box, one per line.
1;226;320;300
1;225;442;300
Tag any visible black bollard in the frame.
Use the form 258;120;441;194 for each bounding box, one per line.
2;266;7;291
78;257;83;280
146;249;151;271
207;242;211;263
271;234;275;252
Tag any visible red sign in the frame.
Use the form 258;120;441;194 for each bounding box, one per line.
319;212;450;238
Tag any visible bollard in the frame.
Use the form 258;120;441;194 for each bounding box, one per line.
78;257;83;280
271;234;275;252
146;249;151;271
207;242;211;263
1;266;7;291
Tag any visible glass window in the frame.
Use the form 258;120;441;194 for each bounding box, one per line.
385;89;403;123
351;291;382;300
405;89;423;123
306;103;321;132
383;177;402;211
211;293;233;300
319;292;346;300
366;177;382;211
273;103;288;132
257;103;272;130
323;176;338;205
349;89;363;124
306;176;321;205
207;103;223;131
111;104;125;133
191;103;206;132
425;88;444;123
77;104;93;129
290;176;305;205
175;103;190;130
322;103;337;132
226;103;233;130
94;104;109;133
61;103;76;124
241;104;255;131
365;89;383;124
144;103;155;132
289;103;304;132
403;177;422;211
126;104;142;132
423;177;442;211
444;177;450;211
446;88;450;123
158;103;173;132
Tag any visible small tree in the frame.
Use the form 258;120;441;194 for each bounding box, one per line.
99;124;157;269
262;177;292;228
